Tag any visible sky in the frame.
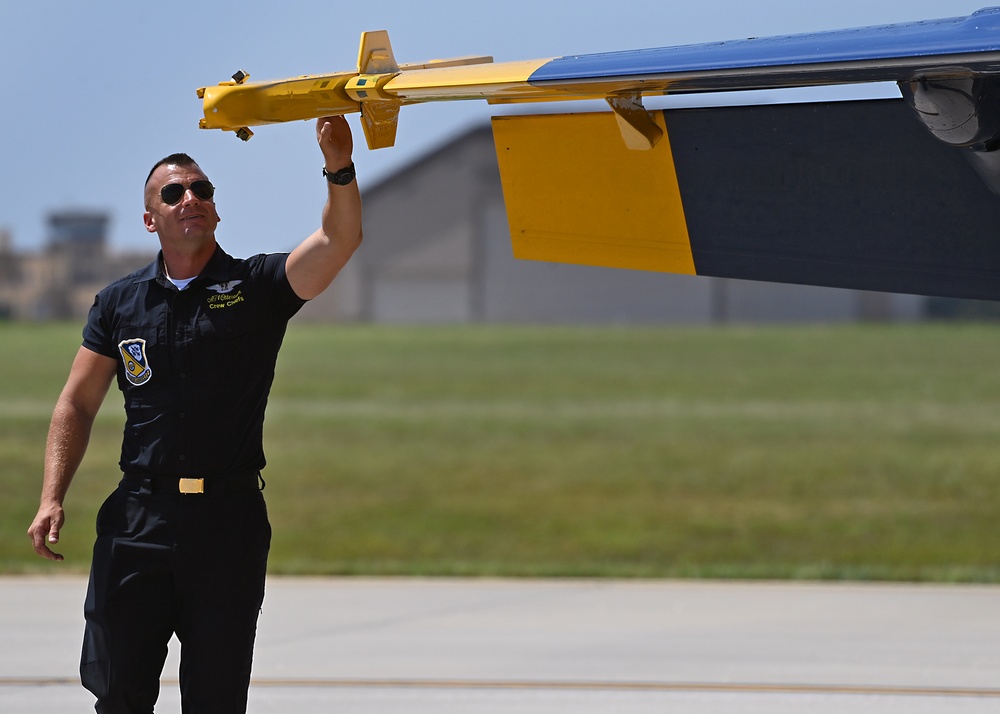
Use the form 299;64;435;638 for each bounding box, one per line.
0;0;987;257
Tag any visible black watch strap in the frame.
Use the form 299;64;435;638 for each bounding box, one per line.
323;162;356;186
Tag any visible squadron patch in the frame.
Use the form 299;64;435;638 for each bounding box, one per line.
118;338;152;386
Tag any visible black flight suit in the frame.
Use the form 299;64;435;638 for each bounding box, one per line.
79;246;305;713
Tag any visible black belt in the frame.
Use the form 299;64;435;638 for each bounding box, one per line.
122;470;264;495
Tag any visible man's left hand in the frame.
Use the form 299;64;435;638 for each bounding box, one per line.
317;116;354;172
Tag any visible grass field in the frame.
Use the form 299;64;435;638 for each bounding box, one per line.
3;321;1000;582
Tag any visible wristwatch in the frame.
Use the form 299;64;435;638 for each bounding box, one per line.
323;162;356;186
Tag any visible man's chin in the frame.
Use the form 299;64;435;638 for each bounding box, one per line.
179;226;216;241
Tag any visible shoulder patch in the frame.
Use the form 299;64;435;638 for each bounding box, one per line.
118;338;152;386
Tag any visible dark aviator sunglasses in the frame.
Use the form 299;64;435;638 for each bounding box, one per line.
160;180;215;206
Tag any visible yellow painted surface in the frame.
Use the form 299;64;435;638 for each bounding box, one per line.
197;28;676;138
492;111;695;274
383;58;677;103
199;73;360;131
383;58;554;101
197;59;558;136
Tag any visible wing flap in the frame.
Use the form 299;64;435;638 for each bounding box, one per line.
493;100;1000;300
492;112;695;274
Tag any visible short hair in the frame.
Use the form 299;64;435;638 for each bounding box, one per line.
144;152;200;187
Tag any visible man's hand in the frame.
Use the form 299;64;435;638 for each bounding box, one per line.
28;504;65;561
317;116;354;172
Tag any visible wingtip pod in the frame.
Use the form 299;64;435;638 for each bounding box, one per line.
197;29;495;147
197;70;362;142
194;30;403;148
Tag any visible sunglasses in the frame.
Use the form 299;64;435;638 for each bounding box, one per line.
160;180;215;205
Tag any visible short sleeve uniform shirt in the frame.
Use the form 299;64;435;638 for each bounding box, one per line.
83;245;305;478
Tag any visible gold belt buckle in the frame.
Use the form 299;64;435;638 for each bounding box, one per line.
178;477;205;494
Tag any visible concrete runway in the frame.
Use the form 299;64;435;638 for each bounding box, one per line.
2;576;998;713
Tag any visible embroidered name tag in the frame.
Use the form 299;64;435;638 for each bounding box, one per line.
206;280;246;310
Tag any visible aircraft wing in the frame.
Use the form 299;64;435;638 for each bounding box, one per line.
197;8;1000;300
392;7;1000;102
199;8;1000;133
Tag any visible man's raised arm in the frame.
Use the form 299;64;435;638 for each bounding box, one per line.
286;115;364;301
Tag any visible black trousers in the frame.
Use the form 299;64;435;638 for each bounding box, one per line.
81;473;271;714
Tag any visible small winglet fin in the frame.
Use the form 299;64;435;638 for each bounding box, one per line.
351;31;403;150
357;30;399;75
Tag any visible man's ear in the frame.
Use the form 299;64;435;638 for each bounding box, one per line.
143;211;157;233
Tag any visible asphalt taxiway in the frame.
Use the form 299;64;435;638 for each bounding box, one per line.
2;576;998;712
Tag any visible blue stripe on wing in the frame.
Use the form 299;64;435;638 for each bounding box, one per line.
527;8;1000;84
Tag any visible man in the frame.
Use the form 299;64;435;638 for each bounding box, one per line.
26;115;362;713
